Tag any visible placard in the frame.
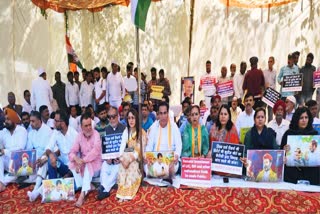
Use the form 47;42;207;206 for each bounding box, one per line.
42;178;75;203
181;76;195;103
150;85;164;100
240;127;251;144
313;124;320;134
262;87;281;108
216;80;234;98
180;157;212;187
9;149;36;176
124;77;138;92
102;133;122;159
313;70;320;88
282;74;302;92
286;135;320;167
200;107;207;118
211;142;244;175
200;76;216;91
144;151;175;179
247;150;285;182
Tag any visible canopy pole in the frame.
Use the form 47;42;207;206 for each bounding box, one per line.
187;0;195;77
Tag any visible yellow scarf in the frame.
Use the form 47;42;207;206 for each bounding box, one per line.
191;125;202;157
156;119;171;151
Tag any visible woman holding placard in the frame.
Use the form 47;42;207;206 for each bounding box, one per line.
182;105;209;158
280;107;320;185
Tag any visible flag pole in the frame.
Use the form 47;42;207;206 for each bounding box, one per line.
135;26;144;181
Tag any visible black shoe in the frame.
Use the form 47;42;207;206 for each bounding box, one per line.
97;189;110;201
18;182;32;189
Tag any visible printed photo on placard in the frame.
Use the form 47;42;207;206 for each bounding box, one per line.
144;151;175;179
9;150;36;176
42;178;75;203
286;135;320;167
247;150;285;182
181;76;195;103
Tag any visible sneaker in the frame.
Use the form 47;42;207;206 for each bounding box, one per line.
27;191;36;202
97;189;110;201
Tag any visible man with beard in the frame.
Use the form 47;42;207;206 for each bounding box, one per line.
147;67;158;108
39;105;54;129
305;100;320;124
26;111;52;201
305;140;320;166
98;106;125;200
95;105;109;137
299;53;316;105
106;62;125;108
267;100;290;146
21;112;32;132
69;113;102;207
233;62;247;110
256;153;277;182
0;108;27;192
236;93;255;142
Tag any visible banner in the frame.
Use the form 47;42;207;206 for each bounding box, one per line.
181;76;195;103
144;151;175;179
262;87;281;108
211;142;244;175
286;135;320;167
200;107;207;118
150;85;164;100
180;157;212;187
216;80;234;98
313;70;320;88
200;76;216;91
282;74;302;92
101;133;122;159
42;178;75;203
247;150;285;182
9;150;36;176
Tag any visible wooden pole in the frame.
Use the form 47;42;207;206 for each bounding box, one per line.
187;0;195;77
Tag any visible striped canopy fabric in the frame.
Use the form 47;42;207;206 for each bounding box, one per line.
219;0;299;8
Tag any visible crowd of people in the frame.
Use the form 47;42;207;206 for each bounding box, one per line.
0;52;319;207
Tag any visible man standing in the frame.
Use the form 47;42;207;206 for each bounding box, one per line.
277;54;300;100
0;109;27;192
51;71;67;113
6;92;23;116
98;106;125;200
69;113;102;207
93;68;107;108
123;63;136;103
267;100;290;146
147;67;158;108
65;71;80;112
22;90;32;114
243;57;265;109
158;69;171;98
26;111;52;201
263;56;277;122
106;62;125;108
217;66;230;105
199;60;217;108
236;93;255;139
74;71;81;89
31;68;53;113
79;71;94;108
233;62;247;110
146;102;182;174
299;53;316;105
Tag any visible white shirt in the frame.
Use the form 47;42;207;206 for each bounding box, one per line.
65;82;79;107
313;117;320;124
263;68;277;89
0;125;27;158
69;116;79;131
26;123;53;158
79;81;94;107
31;77;53;112
267;118;290;146
202;109;210;126
286;109;295;122
106;72;125;102
146;120;182;157
235;110;255;136
94;78;107;105
233;73;245;99
46;126;78;165
200;73;216;96
22;99;32;114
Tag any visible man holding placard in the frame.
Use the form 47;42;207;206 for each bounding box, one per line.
106;62;125;108
0;108;28;192
199;60;217;108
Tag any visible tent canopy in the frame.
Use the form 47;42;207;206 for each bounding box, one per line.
219;0;299;8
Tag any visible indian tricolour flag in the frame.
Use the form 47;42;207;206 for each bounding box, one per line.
131;0;151;31
65;35;83;72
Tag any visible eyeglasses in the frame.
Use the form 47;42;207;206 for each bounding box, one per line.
107;114;117;119
191;113;199;116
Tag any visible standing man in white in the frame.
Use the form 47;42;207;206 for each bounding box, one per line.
106;61;125;108
31;68;53;113
199;60;217;108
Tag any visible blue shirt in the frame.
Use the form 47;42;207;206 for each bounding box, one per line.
142;117;154;131
148;112;156;122
277;65;299;97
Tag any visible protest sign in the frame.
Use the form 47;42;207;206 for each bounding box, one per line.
150;85;164;100
282;74;302;92
9;149;36;176
211;142;244;175
42;178;75;203
216;80;234;98
180;157;212;187
247;150;285;182
262;87;281;108
102;133;122;159
313;70;320;88
181;76;195;103
144;151;175;179
200;76;216;91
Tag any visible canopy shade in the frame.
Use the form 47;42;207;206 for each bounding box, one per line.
219;0;299;8
31;0;159;12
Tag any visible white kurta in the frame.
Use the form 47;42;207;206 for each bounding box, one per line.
79;81;94;107
31;77;53;112
65;82;80;107
267;119;290;146
94;78;107;105
235;110;255;136
22;99;32;114
106;72;125;106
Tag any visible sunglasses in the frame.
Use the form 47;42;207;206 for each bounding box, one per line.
107;114;117;119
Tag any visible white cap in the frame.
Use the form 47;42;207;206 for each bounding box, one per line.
286;95;296;105
38;68;45;76
111;60;118;66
